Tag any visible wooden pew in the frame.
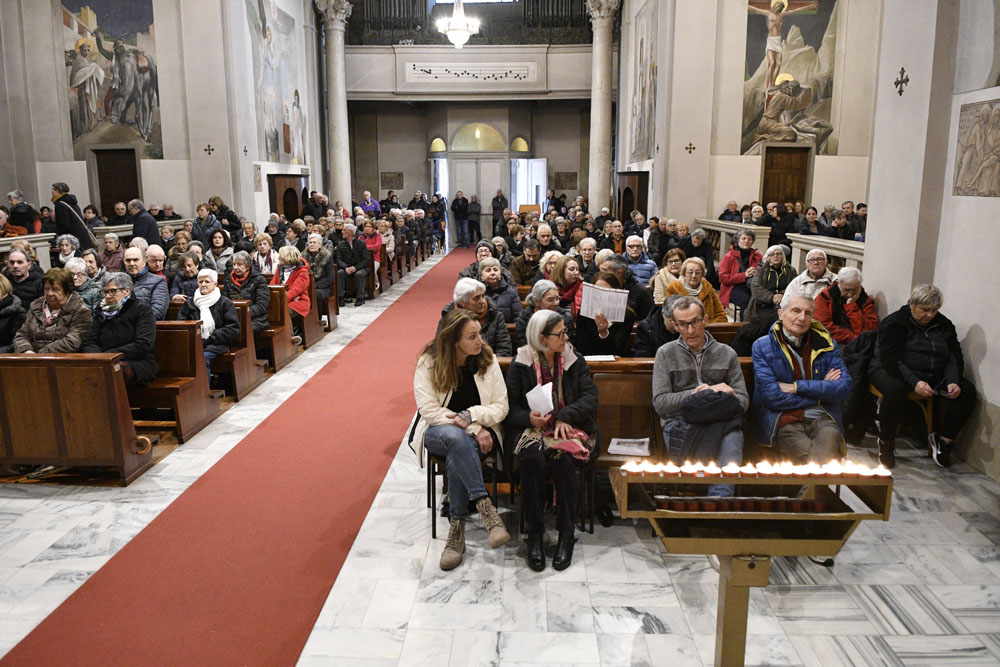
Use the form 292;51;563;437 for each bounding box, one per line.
165;301;182;321
210;300;268;401
258;285;298;372
0;353;153;485
706;321;746;345
516;284;531;302
128;321;222;443
321;272;339;332
301;274;326;349
381;245;393;288
366;249;378;299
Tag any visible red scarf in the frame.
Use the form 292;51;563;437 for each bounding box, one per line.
230;270;248;288
558;280;583;317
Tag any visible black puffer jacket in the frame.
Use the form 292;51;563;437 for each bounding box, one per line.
438;299;512;356
513;304;575;350
222;268;271;334
83;296;158;386
52;194;95;249
3;265;43;305
484;276;522;324
0;294;26;352
178;293;240;356
870;305;964;389
631;305;679;357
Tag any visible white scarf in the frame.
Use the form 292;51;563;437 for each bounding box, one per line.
192;287;221;340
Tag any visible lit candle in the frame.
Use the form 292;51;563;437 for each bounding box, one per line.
821;460;843;477
621;461;642;475
873;464;892;478
639;460;662;476
841;461;859;478
856;463;876;478
679;460;700;476
721;462;742;477
756;461;775;476
804;462;824;477
739;462;758;477
662;461;681;476
703;461;722;477
776;461;795;477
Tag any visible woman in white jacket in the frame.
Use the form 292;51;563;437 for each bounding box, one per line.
413;308;510;571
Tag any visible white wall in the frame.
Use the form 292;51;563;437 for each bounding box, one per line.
708;155;762;216
811;156;869;209
532;103;585;200
376;106;431;200
140;160;193;214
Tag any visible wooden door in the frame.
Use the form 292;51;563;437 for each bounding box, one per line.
761;146;810;205
616;171;648;219
94;149;140;218
268;175;308;219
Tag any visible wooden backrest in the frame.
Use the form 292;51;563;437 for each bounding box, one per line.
706;321;747;345
231;300;252;349
268;285;289;326
308;273;317;311
165;301;182;321
517;284;531;300
153;321;202;377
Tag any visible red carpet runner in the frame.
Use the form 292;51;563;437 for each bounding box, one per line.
2;249;472;667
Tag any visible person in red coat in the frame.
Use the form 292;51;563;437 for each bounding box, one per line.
813;267;878;344
718;229;762;320
271;245;311;344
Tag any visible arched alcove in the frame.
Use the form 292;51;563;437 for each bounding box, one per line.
430;137;447;153
510;137;529;152
451;123;505;152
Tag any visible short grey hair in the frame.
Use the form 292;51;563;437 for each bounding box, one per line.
343;223;357;234
198;268;219;284
7;190;24;203
537;223;552;234
232;250;252;268
691;228;707;241
669;295;705;319
307;232;323;242
64;257;87;274
477;257;501;274
625;234;643;247
104;232;120;243
578;237;597;250
806;249;827;261
780;290;815;309
909;284;943;309
526;279;558;307
100;271;133;292
51;182;70;194
662;295;685;320
56;234;80;250
129;237;149;252
765;245;787;263
124;244;146;260
837;267;863;284
127;199;144;211
453;277;485;304
603;254;628;274
491;236;508;252
146;244;165;258
526;309;563;352
751;205;764;215
736;228;756;243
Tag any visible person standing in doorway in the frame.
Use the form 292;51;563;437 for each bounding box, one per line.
451;190;470;248
491;189;509;235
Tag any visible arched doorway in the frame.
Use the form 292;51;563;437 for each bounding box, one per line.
282;188;300;219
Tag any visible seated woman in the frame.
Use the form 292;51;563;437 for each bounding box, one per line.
303;233;336;304
533;250;563;284
551;255;583;318
359;219;383;288
377;219;395;263
513;280;576;349
506;309;599;571
492;236;512;269
81;248;104;283
55;234;81;267
83;272;157;386
64;257;102;313
651;248;686;304
718;229;762;321
574;271;636;357
222;251;271;336
170;252;200;303
747;245;797;320
478;257;521;324
0;275;26;353
284;219;308;253
178;269;240;375
252;233;280;275
271;245;310;344
101;233;124;272
682;228;719;288
869;284;978;469
439;278;512;356
664;258;728;323
412;308;510;571
12;268;92;353
164;230;191;278
205;229;234;273
795;206;827;236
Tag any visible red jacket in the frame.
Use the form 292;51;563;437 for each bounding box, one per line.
718;246;762;306
814;284;879;344
271;260;311;318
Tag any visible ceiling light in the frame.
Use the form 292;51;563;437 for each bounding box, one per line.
437;0;480;49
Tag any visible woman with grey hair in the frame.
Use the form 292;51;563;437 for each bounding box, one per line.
719;229;762;320
303;232;335;304
101;232;124;272
505;308;599;572
869;284;977;468
438;277;512;356
56;234;81;266
65;257;102;312
222;250;271;334
178;268;239;376
747;244;797;320
513;279;576;350
82;272;158;386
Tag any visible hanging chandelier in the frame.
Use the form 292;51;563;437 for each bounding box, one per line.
437;0;480;49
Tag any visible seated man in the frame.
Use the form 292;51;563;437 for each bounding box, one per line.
536;223;561;254
653;296;748;496
438;278;512;357
631;295;681;357
752;291;852;464
510;238;541;286
785;249;836;299
599;220;626;254
3;249;43;304
869;284;977;468
123;246;169;319
334;222;370;307
624;235;657;285
598;253;654;320
145;244;167;278
813;267;878;344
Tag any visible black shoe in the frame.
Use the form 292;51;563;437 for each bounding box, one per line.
526;533;545;572
552;530;575;571
354;298;364;307
877;439;896;468
929;432;951;468
338;297;345;308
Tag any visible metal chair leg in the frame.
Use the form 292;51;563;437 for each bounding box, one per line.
428;451;437;539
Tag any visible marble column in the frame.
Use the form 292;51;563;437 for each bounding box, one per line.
586;0;619;213
316;0;353;210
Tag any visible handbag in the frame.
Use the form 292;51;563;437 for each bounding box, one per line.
514;426;592;461
60;200;100;248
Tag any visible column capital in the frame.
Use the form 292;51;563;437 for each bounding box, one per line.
586;0;620;22
315;0;353;26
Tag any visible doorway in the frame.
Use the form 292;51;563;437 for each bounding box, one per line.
268;174;308;220
616;171;649;220
510;158;547;213
92;149;140;218
760;145;811;205
450;155;506;241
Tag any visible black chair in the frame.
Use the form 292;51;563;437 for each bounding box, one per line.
426;449;502;539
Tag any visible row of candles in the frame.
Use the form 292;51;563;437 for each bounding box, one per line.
620;459;892;478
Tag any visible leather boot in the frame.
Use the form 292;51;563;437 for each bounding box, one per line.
439;519;465;571
552;530;575;571
526;533;545;572
877;439;896;469
476;496;510;548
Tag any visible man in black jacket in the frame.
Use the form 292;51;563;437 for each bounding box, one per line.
3;249;43;304
334;223;370;307
301;191;328;220
450;190;470;248
631;298;681;357
128;199;161;249
51;183;95;249
108;201;129;226
491;189;508;229
718;200;742;222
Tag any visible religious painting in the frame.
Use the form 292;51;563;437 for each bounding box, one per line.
955;0;1000;94
245;0;307;165
742;0;838;156
380;172;404;190
628;0;657;163
60;1;162;160
554;172;578;190
953;99;1000;197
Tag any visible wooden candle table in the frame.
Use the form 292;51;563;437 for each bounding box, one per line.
611;461;893;667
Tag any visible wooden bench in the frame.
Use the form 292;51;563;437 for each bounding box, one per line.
706;321;746;345
380;245;392;289
517;284;531;301
0;353;153;485
210;300;268;401
321;273;339;332
128;320;222;443
257;285;298;372
300;274;327;349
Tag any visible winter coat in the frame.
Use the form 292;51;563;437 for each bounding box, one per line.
664;279;727;323
178;293;240;356
271;261;311;318
459;261;515;286
814;284;878;344
335;237;371;272
625;251;658;286
439;300;512;357
8;202;39;234
681;240;720;289
252;249;280;275
751;320;852;448
631;305;679;357
652;332;749;425
222;267;271;334
214;205;242;234
513;304;575;350
747;262;797;320
75;278;102;313
623;271;655;321
83;296;158;386
204;245;234;274
4;266;44;305
468;201;481;223
52;194;95;250
785;268;837;300
575;306;636;357
360;232;382;264
718;247;763;307
191;215;223;246
450;196;469;220
484;277;522;323
130;209;161;249
303;247;335;292
651;268;682;305
510;256;540;286
768;214;797;248
13;292;92;353
0;294;26;352
870;305;964;390
130;269;169;320
170;273;199;299
101;246;125;273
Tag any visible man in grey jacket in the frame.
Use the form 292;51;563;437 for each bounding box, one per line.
123;246;169;319
652;296;749;496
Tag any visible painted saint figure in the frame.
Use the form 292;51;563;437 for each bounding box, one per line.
68;39;105;137
755;73;813;144
749;0;819;92
290;89;304;164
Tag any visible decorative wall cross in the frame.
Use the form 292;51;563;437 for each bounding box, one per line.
204;144;215;155
243;146;248;156
894;67;909;96
684;143;696;154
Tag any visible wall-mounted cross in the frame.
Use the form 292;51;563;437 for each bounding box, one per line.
243;146;248;156
894;67;909;96
204;144;215;155
684;143;696;154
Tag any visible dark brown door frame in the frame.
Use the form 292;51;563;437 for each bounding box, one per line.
757;142;815;205
85;145;144;217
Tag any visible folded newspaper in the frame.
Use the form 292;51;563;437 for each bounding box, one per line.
608;437;650;457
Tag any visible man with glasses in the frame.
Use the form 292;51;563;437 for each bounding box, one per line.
652;296;748;496
123;246;168;319
623;235;657;284
785;249;836;299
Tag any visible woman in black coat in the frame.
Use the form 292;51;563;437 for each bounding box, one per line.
0;276;26;353
83;272;158;386
513;280;575;349
223;251;272;335
302;235;336;304
574;272;636;357
506;309;599;573
178;269;240;375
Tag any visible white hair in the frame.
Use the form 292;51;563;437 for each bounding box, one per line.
806;249;827;261
453;277;485;304
343;223;357;234
837;266;862;284
537;223;552;234
198;268;218;283
526;309;563;353
780;290;814;309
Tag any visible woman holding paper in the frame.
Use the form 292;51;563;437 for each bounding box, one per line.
574;271;636;357
506;309;599;572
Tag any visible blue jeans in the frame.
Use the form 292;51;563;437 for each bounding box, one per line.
662;420;743;497
455;219;469;248
424;425;488;519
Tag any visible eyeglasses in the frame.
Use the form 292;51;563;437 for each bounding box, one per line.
626;245;643;249
806;258;826;264
543;330;569;339
101;287;125;296
673;317;705;330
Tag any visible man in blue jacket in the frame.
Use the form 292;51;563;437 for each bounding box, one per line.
752;291;852;463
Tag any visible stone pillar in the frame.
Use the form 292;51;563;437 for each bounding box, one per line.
586;0;619;213
316;0;353;210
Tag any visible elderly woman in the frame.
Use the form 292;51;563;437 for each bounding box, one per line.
222;251;271;336
551;255;584;318
377;219;395;262
439;278;512;356
165;230;192;278
479;257;521;324
575;271;636;357
869;285;978;469
664;257;727;323
302;233;336;304
204;229;233;273
652;248;686;304
64;257;102;313
682;227;720;288
56;234;81;266
506;309;599;571
413;308;510;570
191;202;222;245
101;233;124;272
534;250;564;284
12;268;92;353
748;244;797;320
83;273;157;386
271;245;310;344
178;269;240;375
513;280;576;350
719;229;762;320
252;233;280;275
81;248;104;282
492;236;513;268
284;219;308;253
461;241;502;280
0;275;26;352
170;252;200;303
